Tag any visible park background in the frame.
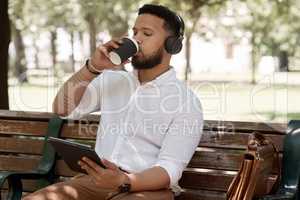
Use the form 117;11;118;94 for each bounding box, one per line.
1;0;300;123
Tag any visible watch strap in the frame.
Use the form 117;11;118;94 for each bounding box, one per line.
85;59;101;75
118;183;131;193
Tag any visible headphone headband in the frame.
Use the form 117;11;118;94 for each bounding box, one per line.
176;15;185;38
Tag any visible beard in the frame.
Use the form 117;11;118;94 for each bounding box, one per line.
132;46;164;69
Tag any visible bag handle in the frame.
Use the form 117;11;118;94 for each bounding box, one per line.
251;132;281;194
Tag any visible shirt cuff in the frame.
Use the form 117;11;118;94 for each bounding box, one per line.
59;108;86;120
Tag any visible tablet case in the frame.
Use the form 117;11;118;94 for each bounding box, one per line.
48;137;106;174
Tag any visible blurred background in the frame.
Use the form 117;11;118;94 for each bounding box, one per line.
1;0;300;123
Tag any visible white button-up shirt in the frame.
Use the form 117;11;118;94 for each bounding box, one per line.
67;67;203;194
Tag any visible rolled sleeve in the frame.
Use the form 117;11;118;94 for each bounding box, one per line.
154;99;203;187
154;158;186;186
64;73;103;120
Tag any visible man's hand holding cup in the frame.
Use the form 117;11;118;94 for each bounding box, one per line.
89;37;139;73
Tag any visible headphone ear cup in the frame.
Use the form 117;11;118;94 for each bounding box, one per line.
165;36;183;55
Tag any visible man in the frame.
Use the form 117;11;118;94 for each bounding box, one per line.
23;4;203;200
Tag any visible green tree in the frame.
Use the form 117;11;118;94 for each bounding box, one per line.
20;0;85;73
152;0;226;80
220;0;293;83
80;0;137;55
244;0;292;83
39;0;78;71
289;2;300;58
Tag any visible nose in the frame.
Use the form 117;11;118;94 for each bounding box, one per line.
133;35;142;45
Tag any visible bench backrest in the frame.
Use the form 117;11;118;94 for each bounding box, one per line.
0;110;287;200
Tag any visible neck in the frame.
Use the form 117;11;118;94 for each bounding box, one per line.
136;59;170;83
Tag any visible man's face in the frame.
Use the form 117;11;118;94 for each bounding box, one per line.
131;14;169;69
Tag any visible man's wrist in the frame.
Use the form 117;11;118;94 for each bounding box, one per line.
118;173;131;193
85;59;101;75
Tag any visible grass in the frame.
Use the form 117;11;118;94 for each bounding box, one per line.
8;76;300;123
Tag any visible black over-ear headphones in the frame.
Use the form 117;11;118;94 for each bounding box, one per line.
164;15;185;55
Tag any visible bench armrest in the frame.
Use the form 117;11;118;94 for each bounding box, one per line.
0;170;50;200
0;116;64;200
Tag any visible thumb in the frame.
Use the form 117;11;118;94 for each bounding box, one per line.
102;159;118;170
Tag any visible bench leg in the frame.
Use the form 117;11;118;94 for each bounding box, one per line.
7;176;23;200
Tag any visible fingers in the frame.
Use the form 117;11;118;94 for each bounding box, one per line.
79;161;98;177
101;158;118;170
78;157;104;174
92;38;130;68
98;46;110;58
115;38;124;45
97;39;122;59
103;39;122;51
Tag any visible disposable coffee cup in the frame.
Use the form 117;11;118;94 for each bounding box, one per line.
109;37;139;65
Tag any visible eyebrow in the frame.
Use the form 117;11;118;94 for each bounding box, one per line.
132;27;154;32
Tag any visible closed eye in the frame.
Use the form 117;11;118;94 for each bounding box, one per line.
144;32;152;37
133;27;154;37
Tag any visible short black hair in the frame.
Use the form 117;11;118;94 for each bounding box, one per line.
138;4;183;37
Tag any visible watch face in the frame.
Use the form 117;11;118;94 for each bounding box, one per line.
119;183;131;193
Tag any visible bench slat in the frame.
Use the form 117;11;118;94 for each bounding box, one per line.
0;120;48;136
201;131;284;151
0;155;39;171
189;148;282;173
0;120;98;139
0;110;100;122
0;110;286;134
204;120;286;134
0;151;280;176
0;137;43;154
180;169;277;191
175;189;226;200
0;120;284;151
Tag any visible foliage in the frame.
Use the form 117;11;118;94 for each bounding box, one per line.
7;0;300;74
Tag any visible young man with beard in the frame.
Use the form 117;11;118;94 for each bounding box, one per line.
23;4;203;200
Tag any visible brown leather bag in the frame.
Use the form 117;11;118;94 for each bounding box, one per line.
226;132;280;200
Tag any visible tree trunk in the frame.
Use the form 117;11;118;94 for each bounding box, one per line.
12;23;28;83
50;29;58;79
70;30;75;72
79;31;85;56
86;13;96;56
0;0;10;109
33;38;40;69
50;30;57;68
250;33;258;84
184;32;192;81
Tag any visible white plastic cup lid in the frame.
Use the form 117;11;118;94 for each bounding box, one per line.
108;51;122;65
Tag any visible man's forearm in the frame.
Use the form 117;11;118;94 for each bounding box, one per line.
52;65;99;116
127;166;170;192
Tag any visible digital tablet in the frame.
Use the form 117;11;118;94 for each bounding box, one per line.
48;137;106;174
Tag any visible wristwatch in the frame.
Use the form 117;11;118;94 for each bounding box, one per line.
106;180;131;200
118;183;131;193
118;175;131;193
85;59;101;75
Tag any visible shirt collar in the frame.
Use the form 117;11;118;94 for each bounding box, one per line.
131;67;176;87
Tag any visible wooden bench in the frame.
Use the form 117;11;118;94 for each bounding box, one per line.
0;110;299;200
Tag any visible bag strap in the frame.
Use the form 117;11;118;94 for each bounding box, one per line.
269;138;281;194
